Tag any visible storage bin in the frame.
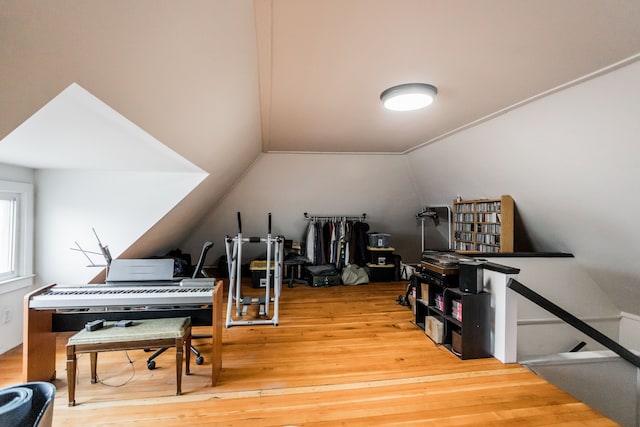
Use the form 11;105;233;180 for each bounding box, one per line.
249;260;276;288
452;330;462;355
366;263;395;282
368;246;395;265
368;233;391;248
425;316;443;344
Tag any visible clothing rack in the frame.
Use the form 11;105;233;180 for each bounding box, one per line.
303;212;367;222
302;213;369;267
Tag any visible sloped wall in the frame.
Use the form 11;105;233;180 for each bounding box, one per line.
406;60;640;316
182;153;425;267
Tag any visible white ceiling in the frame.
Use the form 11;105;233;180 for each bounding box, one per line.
1;1;640;163
256;0;640;153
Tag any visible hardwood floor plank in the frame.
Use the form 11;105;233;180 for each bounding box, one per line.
0;280;617;426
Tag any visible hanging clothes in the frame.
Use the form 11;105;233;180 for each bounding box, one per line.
303;217;365;267
351;221;370;267
304;220;316;264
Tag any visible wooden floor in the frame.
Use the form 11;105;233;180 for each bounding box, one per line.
0;281;618;426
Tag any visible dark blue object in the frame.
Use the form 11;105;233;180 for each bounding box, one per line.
0;382;56;427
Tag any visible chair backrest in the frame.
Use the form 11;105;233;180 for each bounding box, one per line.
192;241;214;278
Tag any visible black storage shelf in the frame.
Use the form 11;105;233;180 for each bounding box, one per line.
415;272;491;360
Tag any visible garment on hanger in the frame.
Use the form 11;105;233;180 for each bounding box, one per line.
303;217;365;267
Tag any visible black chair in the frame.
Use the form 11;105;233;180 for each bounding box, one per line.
282;239;309;288
146;241;214;369
0;382;56;427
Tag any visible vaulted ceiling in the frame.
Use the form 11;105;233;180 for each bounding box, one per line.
255;0;640;153
2;0;640;164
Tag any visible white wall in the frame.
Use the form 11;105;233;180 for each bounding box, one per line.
0;163;35;354
495;257;621;357
406;60;640;316
620;312;640;350
183;61;640;326
183;153;425;266
35;169;206;285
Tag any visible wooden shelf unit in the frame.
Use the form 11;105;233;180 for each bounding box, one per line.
453;195;514;253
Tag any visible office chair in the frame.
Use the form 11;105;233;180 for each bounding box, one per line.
282;240;309;288
146;241;214;370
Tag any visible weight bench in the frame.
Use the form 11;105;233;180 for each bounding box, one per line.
65;317;192;406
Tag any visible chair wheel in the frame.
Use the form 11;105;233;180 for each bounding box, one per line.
147;361;156;370
196;356;204;365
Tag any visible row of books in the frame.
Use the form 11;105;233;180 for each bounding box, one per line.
454;222;474;232
476;244;501;253
454;231;474;242
455;212;503;224
454;241;475;251
454;233;501;245
434;293;445;312
454;241;501;252
454;201;502;213
454;213;475;223
476;212;502;223
454;203;475;213
451;300;462;322
475;201;502;212
477;223;501;234
476;233;501;245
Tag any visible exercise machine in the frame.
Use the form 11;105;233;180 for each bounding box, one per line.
225;212;283;327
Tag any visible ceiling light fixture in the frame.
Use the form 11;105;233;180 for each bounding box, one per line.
380;83;438;111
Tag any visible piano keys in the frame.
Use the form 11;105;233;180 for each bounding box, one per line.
29;283;215;309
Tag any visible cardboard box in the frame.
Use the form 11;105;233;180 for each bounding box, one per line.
420;283;429;300
425;316;443;344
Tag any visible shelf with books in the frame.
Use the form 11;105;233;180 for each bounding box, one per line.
453;195;514;253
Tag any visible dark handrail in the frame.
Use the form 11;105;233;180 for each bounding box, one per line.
507;278;640;369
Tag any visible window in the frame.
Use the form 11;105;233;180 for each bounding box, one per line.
0;180;33;283
0;193;18;281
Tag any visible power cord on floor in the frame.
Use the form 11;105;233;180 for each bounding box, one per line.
71;351;136;388
97;351;136;387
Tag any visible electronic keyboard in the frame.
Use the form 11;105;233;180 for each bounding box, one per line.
29;282;215;309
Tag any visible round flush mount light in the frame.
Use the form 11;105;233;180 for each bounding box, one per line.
380;83;438;111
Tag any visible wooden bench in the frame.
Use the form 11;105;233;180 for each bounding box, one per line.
65;317;192;406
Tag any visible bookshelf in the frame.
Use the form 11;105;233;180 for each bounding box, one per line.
415;273;491;359
441;288;491;359
453;195;514;253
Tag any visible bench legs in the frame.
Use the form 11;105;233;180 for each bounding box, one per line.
66;336;191;406
66;344;77;407
90;352;98;383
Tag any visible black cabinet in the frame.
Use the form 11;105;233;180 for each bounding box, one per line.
366;246;396;282
415;273;491;360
